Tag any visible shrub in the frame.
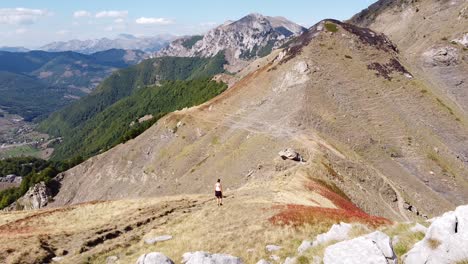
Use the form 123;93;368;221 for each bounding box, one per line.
325;22;339;33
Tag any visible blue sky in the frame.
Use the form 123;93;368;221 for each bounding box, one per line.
0;0;376;48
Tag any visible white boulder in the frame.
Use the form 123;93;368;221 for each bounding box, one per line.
323;231;396;264
182;251;243;264
298;222;353;254
404;205;468;264
136;252;174;264
256;260;271;264
106;256;119;264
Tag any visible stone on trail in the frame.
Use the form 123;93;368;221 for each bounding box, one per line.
323;231;396;264
136;252;174;264
144;235;173;245
182;251;243;264
404;205;468;264
278;148;302;161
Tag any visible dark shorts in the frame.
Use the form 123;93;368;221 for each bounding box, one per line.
215;191;222;198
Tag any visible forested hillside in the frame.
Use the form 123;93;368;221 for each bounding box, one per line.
39;52;227;160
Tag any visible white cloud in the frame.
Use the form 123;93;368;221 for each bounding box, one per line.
16;28;27;34
73;10;91;18
0;8;50;25
200;22;218;27
135;17;173;25
96;10;128;19
114;18;125;24
56;30;70;35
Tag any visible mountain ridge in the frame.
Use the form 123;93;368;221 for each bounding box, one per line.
40;34;174;54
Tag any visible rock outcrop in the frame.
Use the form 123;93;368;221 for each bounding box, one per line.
423;46;460;67
136;252;174;264
182;252;243;264
404;205;468;264
8;182;52;210
323;231;397;264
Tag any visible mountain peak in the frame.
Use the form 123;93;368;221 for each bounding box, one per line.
156;13;306;70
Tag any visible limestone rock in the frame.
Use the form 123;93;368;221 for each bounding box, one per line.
266;245;282;252
297;240;313;254
452;33;468;48
313;222;353;247
404;205;468;264
106;256;119;264
278;149;302;161
270;255;280;262
323;231;396;264
12;182;52;210
298;223;355;254
136;252;174;264
182;251;243;264
283;257;297;264
256;260;271;264
144;235;173;245
423;46;459;66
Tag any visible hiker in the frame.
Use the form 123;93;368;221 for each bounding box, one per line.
215;179;223;206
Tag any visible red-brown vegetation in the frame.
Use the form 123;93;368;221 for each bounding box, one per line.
269;180;392;227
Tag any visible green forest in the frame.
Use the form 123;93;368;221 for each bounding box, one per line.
49;78;226;160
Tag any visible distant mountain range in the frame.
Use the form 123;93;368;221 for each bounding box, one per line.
0;47;29;53
40;34;175;54
0;49;147;121
157;13;306;71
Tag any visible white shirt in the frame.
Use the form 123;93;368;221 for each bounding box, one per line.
215;182;222;191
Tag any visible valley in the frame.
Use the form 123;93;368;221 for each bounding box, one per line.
0;111;52;160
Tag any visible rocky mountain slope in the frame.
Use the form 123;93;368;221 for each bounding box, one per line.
40;34;174;54
350;0;468;114
157;13;306;71
49;15;468;223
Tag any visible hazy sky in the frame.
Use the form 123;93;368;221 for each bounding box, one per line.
0;0;377;48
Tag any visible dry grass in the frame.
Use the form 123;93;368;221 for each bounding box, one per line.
427;238;442;250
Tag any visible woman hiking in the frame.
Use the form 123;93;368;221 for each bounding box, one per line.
215;179;223;206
